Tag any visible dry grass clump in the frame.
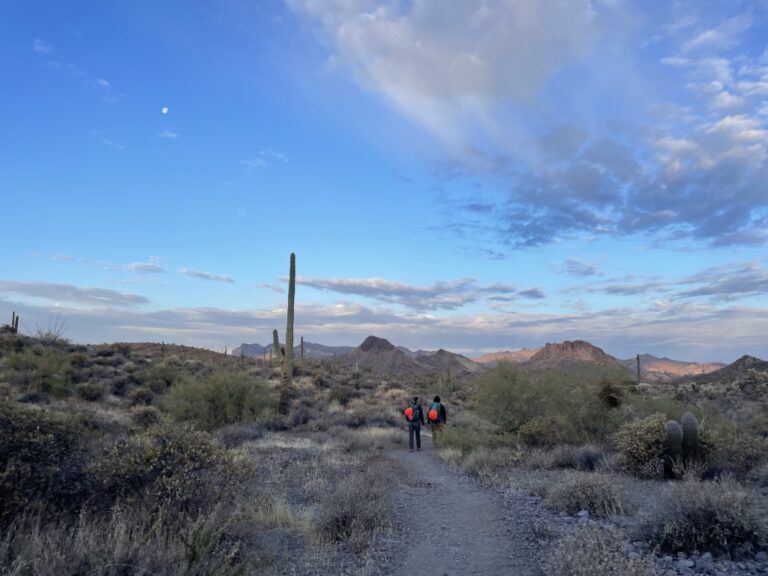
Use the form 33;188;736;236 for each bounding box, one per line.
314;469;390;553
462;447;518;476
547;525;661;576
526;444;605;471
546;473;627;517
437;446;463;468
76;382;104;401
518;416;561;448
643;476;768;557
130;405;162;428
213;422;267;448
335;426;402;452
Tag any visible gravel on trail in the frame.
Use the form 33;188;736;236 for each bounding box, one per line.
377;439;547;576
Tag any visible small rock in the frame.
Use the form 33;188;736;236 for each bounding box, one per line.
677;559;694;569
757;552;768;563
576;510;590;518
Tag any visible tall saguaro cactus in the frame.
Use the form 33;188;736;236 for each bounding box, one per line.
272;329;283;366
282;253;296;383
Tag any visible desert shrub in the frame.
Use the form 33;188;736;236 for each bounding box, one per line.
164;370;276;431
213;422;266;448
68;352;89;368
709;430;768;478
76;382;104;402
5;350;73;398
92;425;247;516
518;416;561;448
128;386;154;406
614;413;667;478
547;525;660;576
475;364;623;444
315;467;390;552
546;473;626;517
526;444;605;471
329;384;358;406
461;447;518;475
290;405;317;427
335;426;401;452
131;406;162;428
109;374;134;396
437;446;463;467
643;476;768;557
141;363;178;393
0;401;89;524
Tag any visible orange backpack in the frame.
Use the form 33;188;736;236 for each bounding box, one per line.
404;406;414;419
428;401;441;423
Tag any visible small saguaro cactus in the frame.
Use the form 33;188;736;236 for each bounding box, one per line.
282;252;295;384
681;411;700;463
664;420;684;479
272;329;283;365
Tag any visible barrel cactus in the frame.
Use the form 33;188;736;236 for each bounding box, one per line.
681;411;700;463
664;420;683;479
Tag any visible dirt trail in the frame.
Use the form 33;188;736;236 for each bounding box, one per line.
380;436;545;576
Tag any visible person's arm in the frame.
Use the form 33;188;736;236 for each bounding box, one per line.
441;405;447;423
420;407;425;425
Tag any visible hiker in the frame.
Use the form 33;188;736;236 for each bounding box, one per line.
427;395;447;446
404;396;425;452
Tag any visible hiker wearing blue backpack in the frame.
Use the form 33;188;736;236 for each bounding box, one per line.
427;395;448;447
403;396;425;452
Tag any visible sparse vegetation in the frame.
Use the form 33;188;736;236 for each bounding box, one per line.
546;472;627;517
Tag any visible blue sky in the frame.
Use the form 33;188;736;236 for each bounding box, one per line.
1;0;767;361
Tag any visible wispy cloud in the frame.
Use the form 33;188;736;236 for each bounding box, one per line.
293;275;544;311
180;268;234;284
158;131;178;139
126;259;165;274
0;280;149;307
33;38;53;55
100;138;125;150
560;258;603;277
240;150;288;171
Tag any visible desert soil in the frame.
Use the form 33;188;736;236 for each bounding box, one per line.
378;435;545;576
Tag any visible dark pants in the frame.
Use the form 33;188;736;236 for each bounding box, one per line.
408;423;421;450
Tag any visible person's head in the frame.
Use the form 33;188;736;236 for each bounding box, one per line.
433;395;441;403
413;396;419;404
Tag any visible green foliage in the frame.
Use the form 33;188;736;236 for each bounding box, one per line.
140;362;179;393
92;425;246;516
0;401;89;524
518;416;561;448
710;429;768;477
164;370;276;431
328;384;358;406
76;382;104;402
664;420;683;478
680;411;700;462
474;364;625;444
128;386;154;406
4;349;73;398
546;473;626;518
131;406;162;428
644;477;768;557
614;413;667;478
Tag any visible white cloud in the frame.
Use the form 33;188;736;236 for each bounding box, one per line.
240;150;288;170
682;15;752;52
710;90;745;110
180;268;234;284
661;56;689;67
33;38;53;54
287;0;598;149
158;131;178;139
96;78;110;88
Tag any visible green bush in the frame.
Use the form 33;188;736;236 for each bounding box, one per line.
710;430;768;477
76;383;104;402
128;386;154;406
547;525;660;576
4;350;73;398
644;476;768;557
92;425;246;516
614;413;667;478
131;406;162;428
0;401;89;524
329;384;358;406
519;416;561;448
474;364;623;444
164;370;276;431
546;473;626;518
141;363;178;393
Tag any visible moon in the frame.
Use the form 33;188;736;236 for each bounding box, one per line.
161;106;169;114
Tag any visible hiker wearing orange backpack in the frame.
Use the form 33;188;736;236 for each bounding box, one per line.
403;396;425;452
427;395;448;447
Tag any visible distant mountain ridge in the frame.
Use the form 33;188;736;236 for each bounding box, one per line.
232;341;353;359
620;354;725;382
683;354;768;385
473;349;540;366
526;340;621;367
342;336;484;375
